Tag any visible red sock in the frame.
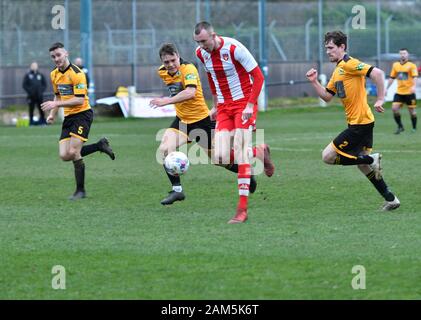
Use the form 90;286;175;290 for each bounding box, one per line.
238;163;251;210
252;147;257;157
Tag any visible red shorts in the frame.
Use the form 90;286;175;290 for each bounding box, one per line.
215;100;258;132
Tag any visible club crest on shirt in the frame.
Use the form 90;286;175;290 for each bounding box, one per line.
222;53;229;61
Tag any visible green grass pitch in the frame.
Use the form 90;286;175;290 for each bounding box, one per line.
1;105;420;299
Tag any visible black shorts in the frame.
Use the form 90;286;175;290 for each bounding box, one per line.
332;122;374;159
60;109;93;142
169;116;214;149
393;93;417;107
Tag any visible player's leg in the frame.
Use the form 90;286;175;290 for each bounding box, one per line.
408;98;417;132
59;135;86;200
324;126;378;172
78;110;115;160
392;96;404;134
227;127;253;224
159;128;188;205
357;150;399;211
199;117;258;194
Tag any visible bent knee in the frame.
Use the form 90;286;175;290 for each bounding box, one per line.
321;152;336;164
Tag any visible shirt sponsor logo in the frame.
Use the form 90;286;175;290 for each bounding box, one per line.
57;84;74;96
185;73;197;80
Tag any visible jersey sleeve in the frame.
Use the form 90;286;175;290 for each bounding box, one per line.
233;42;258;73
390;63;397;79
182;64;200;88
343;58;373;77
326;75;337;96
71;72;87;97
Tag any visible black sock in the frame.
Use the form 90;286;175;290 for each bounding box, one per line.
224;163;238;173
394;114;403;128
81;143;100;157
73;159;85;192
366;171;395;201
411;115;417;129
163;164;181;187
335;155;373;166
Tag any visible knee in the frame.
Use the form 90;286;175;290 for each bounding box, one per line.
60;148;79;161
159;144;170;160
321;150;336;164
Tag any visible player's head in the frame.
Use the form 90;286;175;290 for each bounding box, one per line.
74;57;83;67
30;62;38;72
159;43;180;75
399;48;409;62
324;31;347;62
193;21;217;53
49;42;69;70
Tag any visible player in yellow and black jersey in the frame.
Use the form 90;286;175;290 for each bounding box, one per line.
150;43;266;206
41;42;115;200
306;31;400;211
386;48;418;134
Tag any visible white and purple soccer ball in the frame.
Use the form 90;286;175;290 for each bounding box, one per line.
164;151;190;176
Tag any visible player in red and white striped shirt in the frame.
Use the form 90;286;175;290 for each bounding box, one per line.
194;21;275;224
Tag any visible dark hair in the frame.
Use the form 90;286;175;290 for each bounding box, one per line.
159;43;179;58
194;21;213;35
399;48;409;52
49;42;65;52
324;31;347;50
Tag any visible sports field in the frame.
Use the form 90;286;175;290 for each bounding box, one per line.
1;104;420;299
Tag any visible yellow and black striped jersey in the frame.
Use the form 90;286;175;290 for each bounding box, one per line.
390;61;418;95
158;59;209;124
50;63;90;117
326;55;375;125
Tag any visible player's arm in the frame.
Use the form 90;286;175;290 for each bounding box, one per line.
411;76;418;94
368;67;386;113
150;86;197;107
46;95;60;124
41;96;84;112
306;68;334;102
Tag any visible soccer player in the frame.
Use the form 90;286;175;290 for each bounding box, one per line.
306;31;400;211
151;43;272;207
41;42;115;200
193;22;275;224
386;48;418;134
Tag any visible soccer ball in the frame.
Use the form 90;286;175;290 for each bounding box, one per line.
164;151;190;176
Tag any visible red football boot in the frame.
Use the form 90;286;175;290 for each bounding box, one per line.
228;208;248;224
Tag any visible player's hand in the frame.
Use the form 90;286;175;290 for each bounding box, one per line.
241;103;254;124
150;97;171;108
306;68;318;82
46;114;55;124
374;99;385;113
41;101;58;112
209;106;217;121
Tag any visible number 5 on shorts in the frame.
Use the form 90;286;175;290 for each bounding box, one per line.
78;126;84;135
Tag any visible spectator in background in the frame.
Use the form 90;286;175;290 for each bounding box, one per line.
22;62;47;125
74;57;90;88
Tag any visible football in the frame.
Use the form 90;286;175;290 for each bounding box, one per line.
164;151;190;176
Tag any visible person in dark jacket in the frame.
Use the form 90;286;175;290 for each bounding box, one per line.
74;57;90;88
22;62;47;125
